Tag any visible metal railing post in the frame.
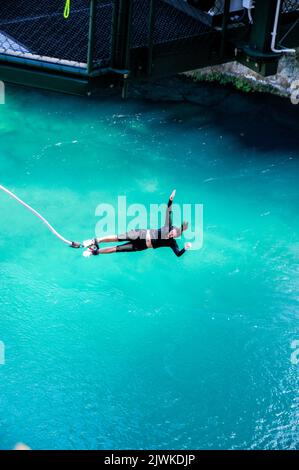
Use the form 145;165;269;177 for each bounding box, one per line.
111;0;133;70
220;0;231;57
87;0;97;74
248;0;279;53
110;0;119;68
121;1;133;99
147;0;157;75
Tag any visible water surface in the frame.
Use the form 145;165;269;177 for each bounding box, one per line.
0;82;298;449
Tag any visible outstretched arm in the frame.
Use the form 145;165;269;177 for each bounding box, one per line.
171;241;192;257
164;189;176;229
171;240;185;257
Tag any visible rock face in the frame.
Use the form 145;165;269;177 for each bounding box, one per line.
186;50;299;100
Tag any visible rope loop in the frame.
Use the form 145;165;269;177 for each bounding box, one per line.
64;0;71;19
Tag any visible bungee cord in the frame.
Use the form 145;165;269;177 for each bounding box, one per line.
0;184;81;248
64;0;71;19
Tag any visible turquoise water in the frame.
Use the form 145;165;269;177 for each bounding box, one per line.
0;83;298;450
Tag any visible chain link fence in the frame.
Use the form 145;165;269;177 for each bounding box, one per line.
279;0;299;49
130;0;214;50
0;0;217;72
0;0;116;71
0;0;297;78
0;0;91;68
93;0;116;68
282;0;299;14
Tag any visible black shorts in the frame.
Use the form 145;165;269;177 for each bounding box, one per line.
116;229;148;253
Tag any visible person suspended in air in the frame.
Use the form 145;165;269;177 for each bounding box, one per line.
82;190;192;257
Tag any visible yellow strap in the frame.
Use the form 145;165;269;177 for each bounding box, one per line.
64;0;70;19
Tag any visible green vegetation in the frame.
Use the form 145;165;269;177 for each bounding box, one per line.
189;70;277;95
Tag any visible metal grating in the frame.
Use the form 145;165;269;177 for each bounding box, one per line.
0;0;90;68
130;0;213;49
130;0;151;48
0;0;215;71
282;0;299;13
93;0;115;68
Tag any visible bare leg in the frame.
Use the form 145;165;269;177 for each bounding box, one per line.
96;235;118;243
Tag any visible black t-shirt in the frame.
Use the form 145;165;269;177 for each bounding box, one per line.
150;199;185;257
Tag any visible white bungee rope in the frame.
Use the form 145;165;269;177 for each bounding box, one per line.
0;184;81;248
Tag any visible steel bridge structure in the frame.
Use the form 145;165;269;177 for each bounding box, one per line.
0;0;298;95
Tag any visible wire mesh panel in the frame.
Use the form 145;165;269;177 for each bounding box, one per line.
92;0;115;68
0;0;90;69
130;0;152;48
154;0;213;44
163;0;222;25
130;0;214;49
282;0;299;13
279;0;299;49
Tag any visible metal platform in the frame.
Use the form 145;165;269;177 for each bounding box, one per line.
0;1;214;67
0;0;298;95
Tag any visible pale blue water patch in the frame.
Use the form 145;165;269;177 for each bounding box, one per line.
0;83;298;449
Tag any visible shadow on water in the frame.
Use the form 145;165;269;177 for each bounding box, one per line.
4;76;299;158
129;77;299;155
